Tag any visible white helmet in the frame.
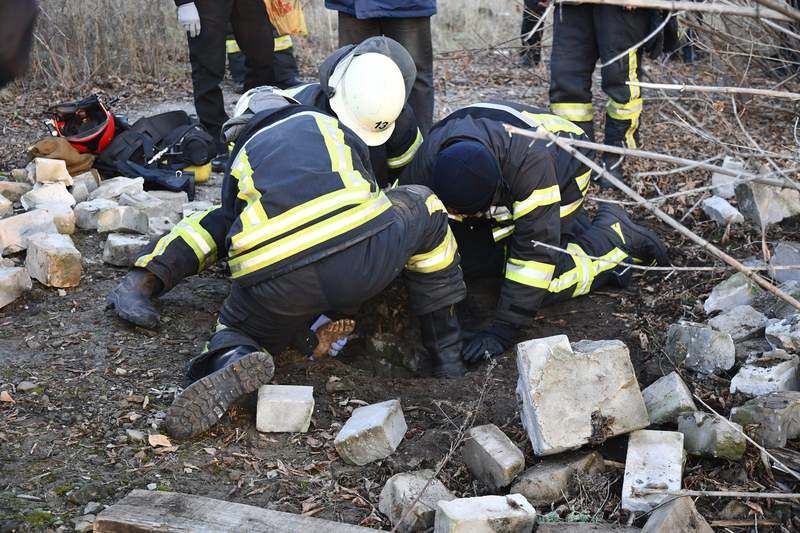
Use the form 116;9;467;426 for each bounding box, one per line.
328;53;406;146
233;86;298;118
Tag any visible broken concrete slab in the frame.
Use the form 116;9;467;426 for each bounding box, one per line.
677;411;746;460
89;177;144;201
770;241;800;284
701;196;743;226
25;233;82;288
708;304;767;342
0;195;11;218
736;180;800;228
147;190;189;215
461;423;525;490
20;183;76;210
765;315;800;351
735;337;773;364
182;200;213;218
642;371;697;425
33;157;73;186
755;280;800;319
119;191;180;221
516;335;649;456
537;526;638;533
641;496;712;533
665;321;735;374
39;203;76;235
75;199;119;230
96;206;149;235
71;170;100;193
256;385;314;433
0;209;58;254
71;182;89;203
147;216;176;239
334;399;407;465
0;181;32;202
102;233;151;267
378;470;455;532
704;273;762;314
621;430;684;513
0;267;32;309
434;494;536;533
509;451;605;507
730;391;800;447
711;156;746;199
731;350;799;396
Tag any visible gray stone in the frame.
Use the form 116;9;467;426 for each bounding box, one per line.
256;385;314;433
88;177;144;201
677;411;746;460
516;335;649;456
20;183;75;210
537;527;638;533
701;196;743;225
665;321;735;374
730;391;800;447
70;182;89;203
708;304;767;342
642;371;697;425
71;170;100;193
73;514;95;533
182;200;213;218
434;495;536;533
0;267;31;308
509;451;604;507
25;233;82;288
147;190;189;215
736;180;800;227
83;502;102;515
39;203;76;235
102;233;151;267
461;423;525;490
766;314;800;351
97;206;149;234
33;157;73;186
0;181;32;202
755;280;800;319
147;216;176;239
16;381;36;393
711;156;746;199
74;199;118;230
378;470;455;532
641;496;712;533
0;195;11;218
735;338;773;363
334;399;407;465
119;191;180;221
731;350;799;396
125;429;146;443
770;241;800;284
621;430;684;513
0;209;58;254
704;273;762;314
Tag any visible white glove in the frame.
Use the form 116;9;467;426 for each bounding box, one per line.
310;314;350;357
177;2;201;38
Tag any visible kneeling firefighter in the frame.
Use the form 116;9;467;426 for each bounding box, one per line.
400;101;669;363
106;91;467;439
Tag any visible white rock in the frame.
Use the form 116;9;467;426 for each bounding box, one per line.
103;233;151;267
642;371;697;425
182;200;213;218
665;321;735;374
515;335;648;456
25;233;81;288
434;494;536;533
256;385;314;433
20;183;76;210
509;451;604;507
730;391;800;448
711;156;746;199
704;273;762;314
334;399;407;465
0;267;32;309
147;190;189;215
148;216;176;238
677;411;746;460
70;182;90;203
74;199;118;230
461;423;525;490
641;496;713;533
0;209;58;254
96;206;149;234
766;315;800;351
708;304;767;342
39;203;76;235
89;177;144;201
119;191;180;221
736;180;800;227
701;196;743;226
731;350;799;396
378;470;455;532
33;157;73;186
0;181;32;202
770;241;800;284
621;430;684;512
71;170;100;193
0;195;11;218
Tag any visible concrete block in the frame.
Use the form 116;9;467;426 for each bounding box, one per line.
510;451;604;507
704;273;762;314
89;177;144;201
731;391;800;447
119;191;180;221
0;181;32;202
731;349;799;396
25;233;81;288
665;321;735;374
103;233;151;267
516;335;648;456
708;305;767;342
755;280;800;319
641;496;712;533
461;423;525;490
71;170;100;193
147;216;176;238
39;203;76;234
334;399;407;465
33;157;73;186
378;470;455;532
75;199;118;230
256;385;314;433
147;190;189;215
621;430;684;512
702;196;743;225
736;180;800;227
434;495;536;533
0;267;32;308
642;371;697;425
677;411;746;460
0;195;11;218
0;209;58;254
770;241;800;284
97;206;149;235
182;200;213;219
20;183;75;210
766;314;800;351
711;156;746;199
71;182;89;203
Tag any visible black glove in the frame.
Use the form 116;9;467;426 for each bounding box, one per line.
461;321;517;363
105;269;163;329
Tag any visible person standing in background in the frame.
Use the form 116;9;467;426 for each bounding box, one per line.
227;29;301;92
0;0;37;88
520;0;547;67
325;0;435;133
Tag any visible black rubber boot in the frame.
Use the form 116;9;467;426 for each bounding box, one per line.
419;306;467;378
211;153;229;173
105;269;163;329
594;204;670;267
595;154;625;189
165;348;275;439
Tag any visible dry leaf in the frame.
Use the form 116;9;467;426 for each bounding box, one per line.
148;434;172;448
0;391;14;403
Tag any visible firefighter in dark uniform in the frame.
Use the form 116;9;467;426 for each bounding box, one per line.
227;30;301;91
400;101;669;363
106;92;467;439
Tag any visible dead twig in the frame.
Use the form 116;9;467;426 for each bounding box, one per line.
555;0;793;21
629;80;800;100
633;488;800;499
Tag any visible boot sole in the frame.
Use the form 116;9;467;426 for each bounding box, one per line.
165;351;275;439
600;205;670;266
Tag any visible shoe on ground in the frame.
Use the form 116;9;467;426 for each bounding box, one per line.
596;203;670;267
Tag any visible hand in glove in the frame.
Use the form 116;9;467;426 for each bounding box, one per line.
461;321;516;363
310;314;350;357
177;2;201;38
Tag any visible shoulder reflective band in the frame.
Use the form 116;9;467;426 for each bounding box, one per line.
559;197;584;218
280;83;314;98
387;128;423;169
406;225;458;273
230;148;270;235
425;194;446;214
226;39;241;54
575;169;591;195
505;257;555;289
274;35;293;52
314;114;369;189
550;103;594;124
512;184;560;219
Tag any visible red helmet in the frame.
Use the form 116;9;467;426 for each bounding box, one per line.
50;95;116;154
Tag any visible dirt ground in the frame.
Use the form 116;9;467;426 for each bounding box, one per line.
1;54;799;531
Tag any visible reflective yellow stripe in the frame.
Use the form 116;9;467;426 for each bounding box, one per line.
314;114;367;189
513;185;561;219
229;193;392;277
493;225;514;242
226;39;241;54
448;213;464;222
606;98;643;120
134;207;218;270
425;194;446;215
406;226;458;273
575;169;591;195
280;83;313;98
629;50;640;101
491;207;512;222
387;128;423;169
521;112;584;135
559;197;583;218
230;149;270;234
551;103;594;123
611;222;625;243
274;35;293;51
134;232;181;269
505;258;555;289
547;244;628;297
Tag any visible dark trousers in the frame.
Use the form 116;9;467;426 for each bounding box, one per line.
549;4;650;148
521;0;547;63
188;0;275;153
337;13;434;133
228;34;300;90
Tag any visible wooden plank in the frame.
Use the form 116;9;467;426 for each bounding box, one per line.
94;490;375;533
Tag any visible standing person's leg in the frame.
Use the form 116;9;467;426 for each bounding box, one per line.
231;0;275;90
521;0;546;65
273;33;301;89
337;12;381;46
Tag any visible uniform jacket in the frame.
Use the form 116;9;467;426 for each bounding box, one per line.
325;0;436;18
